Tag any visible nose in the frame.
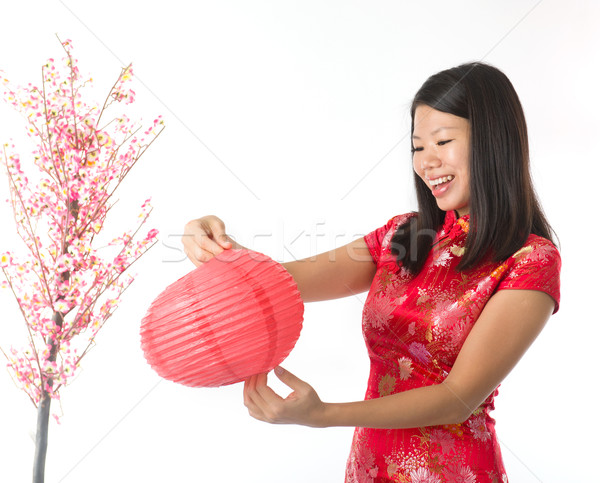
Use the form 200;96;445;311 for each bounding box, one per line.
418;150;441;176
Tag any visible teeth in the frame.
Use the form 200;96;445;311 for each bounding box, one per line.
430;175;454;186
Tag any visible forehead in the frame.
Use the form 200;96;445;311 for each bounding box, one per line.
412;105;469;139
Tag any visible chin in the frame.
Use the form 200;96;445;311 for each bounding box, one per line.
436;200;469;215
435;203;456;213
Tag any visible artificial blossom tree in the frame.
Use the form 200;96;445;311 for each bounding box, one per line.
0;38;163;482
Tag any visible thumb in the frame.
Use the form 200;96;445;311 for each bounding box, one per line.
204;216;232;249
273;366;304;390
218;234;233;249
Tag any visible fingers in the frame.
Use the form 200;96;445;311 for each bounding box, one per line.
273;366;305;392
182;215;232;266
204;217;233;249
243;368;316;425
244;373;279;423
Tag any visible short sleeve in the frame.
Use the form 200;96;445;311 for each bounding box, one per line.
496;235;561;314
364;213;416;266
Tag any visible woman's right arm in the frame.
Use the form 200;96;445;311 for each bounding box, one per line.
181;216;377;303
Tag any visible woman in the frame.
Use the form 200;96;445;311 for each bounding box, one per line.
182;62;560;482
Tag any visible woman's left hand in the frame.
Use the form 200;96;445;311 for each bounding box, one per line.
243;366;328;428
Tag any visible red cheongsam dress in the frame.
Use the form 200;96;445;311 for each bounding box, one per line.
345;210;561;483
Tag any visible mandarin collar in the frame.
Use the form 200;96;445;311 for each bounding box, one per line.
441;210;470;240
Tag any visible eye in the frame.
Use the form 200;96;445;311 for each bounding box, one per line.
411;146;423;153
437;139;453;146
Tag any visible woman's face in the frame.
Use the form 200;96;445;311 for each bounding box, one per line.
412;105;471;217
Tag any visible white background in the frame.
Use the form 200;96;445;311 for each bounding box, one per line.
0;1;598;482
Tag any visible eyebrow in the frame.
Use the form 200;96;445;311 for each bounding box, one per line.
412;126;460;140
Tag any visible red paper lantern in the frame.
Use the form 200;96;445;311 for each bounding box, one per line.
140;249;304;387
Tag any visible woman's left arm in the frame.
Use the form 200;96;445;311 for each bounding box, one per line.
243;289;555;428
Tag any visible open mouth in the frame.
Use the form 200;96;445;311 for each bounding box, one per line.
429;175;454;190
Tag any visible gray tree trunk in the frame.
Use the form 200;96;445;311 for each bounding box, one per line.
32;391;51;483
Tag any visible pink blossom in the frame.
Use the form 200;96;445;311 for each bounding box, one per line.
0;40;163;414
1;252;12;267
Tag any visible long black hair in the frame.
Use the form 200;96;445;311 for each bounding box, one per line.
392;62;556;274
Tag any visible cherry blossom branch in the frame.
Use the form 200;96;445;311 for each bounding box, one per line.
96;64;132;127
1;267;43;386
3;148;55;306
0;347;38;406
1;40;162;419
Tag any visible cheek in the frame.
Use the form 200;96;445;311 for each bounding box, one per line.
457;147;470;174
413;167;426;185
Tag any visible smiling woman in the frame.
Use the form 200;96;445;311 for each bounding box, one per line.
394;62;556;275
411;107;471;216
182;62;561;483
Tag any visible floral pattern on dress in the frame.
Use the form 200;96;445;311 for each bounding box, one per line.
345;211;561;482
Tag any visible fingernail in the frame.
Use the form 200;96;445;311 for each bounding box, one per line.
274;366;283;376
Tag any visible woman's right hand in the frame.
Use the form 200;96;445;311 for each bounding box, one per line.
181;216;376;303
181;215;237;267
